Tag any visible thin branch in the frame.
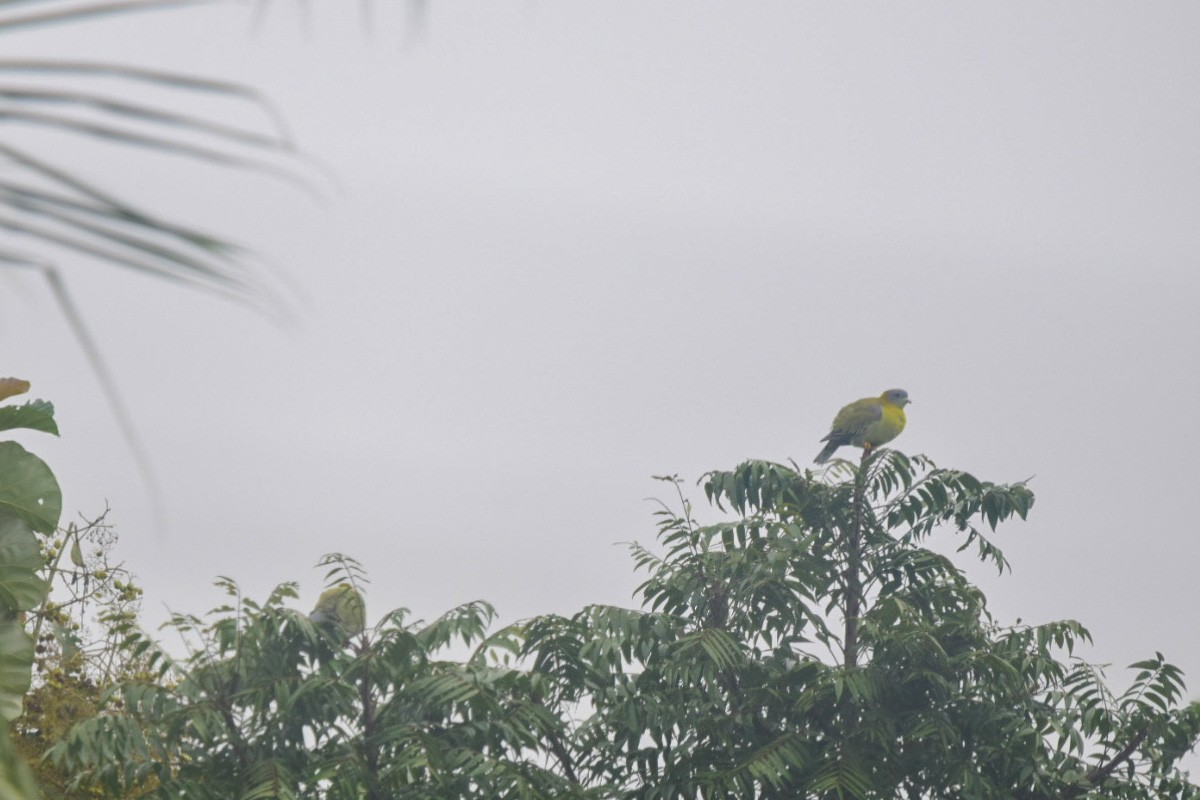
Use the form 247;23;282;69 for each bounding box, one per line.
1084;728;1149;786
354;642;387;800
842;449;869;669
540;709;580;786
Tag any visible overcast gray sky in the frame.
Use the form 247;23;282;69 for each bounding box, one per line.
5;1;1199;696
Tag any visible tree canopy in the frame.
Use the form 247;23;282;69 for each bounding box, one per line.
32;449;1200;799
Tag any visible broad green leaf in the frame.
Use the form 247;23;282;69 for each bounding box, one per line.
0;514;49;611
0;727;39;800
0;621;34;722
0;441;62;533
0;400;59;436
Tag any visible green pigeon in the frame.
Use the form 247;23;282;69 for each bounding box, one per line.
815;389;911;464
309;583;366;637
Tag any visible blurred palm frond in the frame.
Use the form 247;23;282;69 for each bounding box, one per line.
1;1;311;530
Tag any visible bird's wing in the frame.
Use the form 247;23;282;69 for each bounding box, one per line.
830;398;883;436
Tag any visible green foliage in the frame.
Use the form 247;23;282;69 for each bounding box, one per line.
0;622;36;723
0;401;59;437
0;515;50;617
517;452;1198;799
1;0;312;530
45;450;1200;799
0;440;63;536
51;558;591;799
11;510;150;799
0;733;40;800
0;380;62;797
0;1;295;300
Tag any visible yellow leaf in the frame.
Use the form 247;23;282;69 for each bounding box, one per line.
0;378;31;403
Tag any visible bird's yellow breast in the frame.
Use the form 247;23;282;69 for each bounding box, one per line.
852;403;906;448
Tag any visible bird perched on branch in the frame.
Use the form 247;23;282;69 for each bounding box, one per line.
814;389;911;464
309;583;366;637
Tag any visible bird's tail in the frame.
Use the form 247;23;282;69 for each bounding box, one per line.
814;441;840;464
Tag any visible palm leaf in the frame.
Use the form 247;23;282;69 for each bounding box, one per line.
1;1;309;528
0;0;215;33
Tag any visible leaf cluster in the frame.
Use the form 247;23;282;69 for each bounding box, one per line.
514;454;1199;799
0;379;63;797
43;451;1200;800
50;558;590;799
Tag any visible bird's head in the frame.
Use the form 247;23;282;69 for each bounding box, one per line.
881;388;910;406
